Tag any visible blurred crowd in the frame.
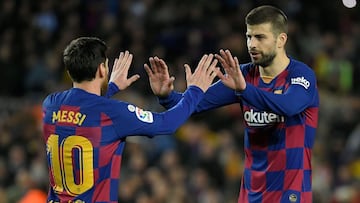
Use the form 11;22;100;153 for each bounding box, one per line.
0;0;359;202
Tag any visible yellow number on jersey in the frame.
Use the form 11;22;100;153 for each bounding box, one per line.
47;134;94;196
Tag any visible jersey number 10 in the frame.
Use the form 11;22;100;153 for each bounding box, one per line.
47;134;94;196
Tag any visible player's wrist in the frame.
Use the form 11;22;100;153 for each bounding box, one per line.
105;82;120;98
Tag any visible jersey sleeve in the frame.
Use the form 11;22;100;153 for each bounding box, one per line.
238;66;318;117
158;91;184;109
159;80;239;113
104;82;120;98
112;85;205;138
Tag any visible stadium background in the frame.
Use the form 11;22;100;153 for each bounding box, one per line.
0;0;359;202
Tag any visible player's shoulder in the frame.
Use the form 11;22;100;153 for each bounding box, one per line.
42;90;68;107
240;62;255;70
240;62;255;75
288;58;318;91
43;88;123;109
288;58;315;75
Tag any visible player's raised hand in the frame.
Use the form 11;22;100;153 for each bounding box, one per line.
144;57;175;98
215;49;246;91
185;54;220;92
109;51;140;90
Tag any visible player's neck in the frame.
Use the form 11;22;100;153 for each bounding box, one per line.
259;54;289;78
73;81;101;95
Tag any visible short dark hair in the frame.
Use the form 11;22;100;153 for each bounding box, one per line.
63;37;107;82
245;5;288;35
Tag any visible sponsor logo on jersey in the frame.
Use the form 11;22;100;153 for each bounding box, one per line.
291;76;310;89
128;105;154;123
243;109;284;127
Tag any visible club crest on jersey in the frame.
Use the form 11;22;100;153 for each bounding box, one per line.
127;105;154;123
291;76;310;89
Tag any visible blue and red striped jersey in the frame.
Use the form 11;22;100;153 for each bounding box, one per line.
160;58;319;203
42;85;204;203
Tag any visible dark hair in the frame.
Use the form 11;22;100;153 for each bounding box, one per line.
63;37;107;82
245;5;288;35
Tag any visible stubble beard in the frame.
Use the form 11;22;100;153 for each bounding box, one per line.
252;51;276;67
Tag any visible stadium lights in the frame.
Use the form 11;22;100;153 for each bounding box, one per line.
342;0;357;8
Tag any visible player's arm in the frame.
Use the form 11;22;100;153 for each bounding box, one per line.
238;68;318;116
159;80;239;112
113;86;204;137
115;54;219;137
215;49;318;116
145;56;238;113
105;51;140;98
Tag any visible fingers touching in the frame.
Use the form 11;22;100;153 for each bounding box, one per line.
215;49;245;91
112;49;240;95
144;56;174;97
185;54;220;92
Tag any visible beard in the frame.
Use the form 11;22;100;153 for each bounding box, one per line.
251;50;276;67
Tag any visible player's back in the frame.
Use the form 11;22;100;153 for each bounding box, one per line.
43;88;125;203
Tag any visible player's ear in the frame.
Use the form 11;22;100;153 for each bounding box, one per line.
277;33;287;48
98;62;106;78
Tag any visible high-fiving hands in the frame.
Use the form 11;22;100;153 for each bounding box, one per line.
184;54;220;92
144;54;220;96
111;49;244;96
144;57;175;98
215;49;246;92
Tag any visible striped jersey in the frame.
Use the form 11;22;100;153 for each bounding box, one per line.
42;84;204;203
159;58;319;203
